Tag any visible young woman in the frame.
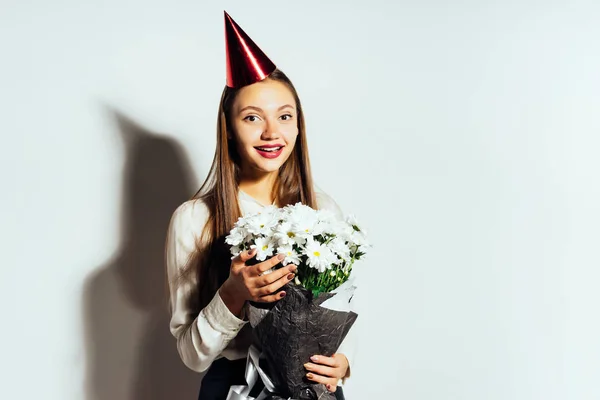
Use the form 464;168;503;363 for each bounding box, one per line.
165;12;356;400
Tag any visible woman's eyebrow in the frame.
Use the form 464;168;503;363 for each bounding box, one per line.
239;104;295;113
239;105;262;113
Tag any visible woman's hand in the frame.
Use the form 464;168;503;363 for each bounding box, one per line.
303;353;349;392
220;248;297;316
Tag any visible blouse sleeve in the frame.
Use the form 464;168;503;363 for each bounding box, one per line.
315;188;359;385
166;200;248;373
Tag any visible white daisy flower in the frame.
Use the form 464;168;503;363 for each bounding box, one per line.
230;245;242;258
314;209;338;235
329;237;351;260
225;227;246;246
246;217;272;236
251;236;275;261
234;215;250;229
288;209;318;240
334;221;356;243
304;238;334;273
274;221;306;247
351;229;370;247
245;206;280;236
346;214;361;231
276;244;301;266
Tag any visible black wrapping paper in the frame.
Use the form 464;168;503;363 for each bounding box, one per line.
249;283;358;400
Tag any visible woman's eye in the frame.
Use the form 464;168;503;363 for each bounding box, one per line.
280;114;293;121
244;115;259;122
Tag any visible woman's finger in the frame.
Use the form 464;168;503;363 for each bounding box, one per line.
232;248;256;268
305;372;338;391
255;290;287;303
309;355;339;368
256;272;295;297
256;264;297;286
251;254;285;276
303;362;336;378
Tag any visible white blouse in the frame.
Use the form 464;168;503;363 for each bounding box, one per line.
165;187;358;385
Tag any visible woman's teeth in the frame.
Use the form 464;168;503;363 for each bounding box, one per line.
256;147;282;152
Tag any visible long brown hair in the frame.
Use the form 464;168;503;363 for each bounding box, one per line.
186;69;318;310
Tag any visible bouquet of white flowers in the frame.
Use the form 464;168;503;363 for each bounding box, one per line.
225;203;369;400
226;203;369;296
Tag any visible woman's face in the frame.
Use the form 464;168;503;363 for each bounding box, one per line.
230;79;298;176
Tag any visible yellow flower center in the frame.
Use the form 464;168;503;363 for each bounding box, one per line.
287;232;295;238
262;245;268;251
313;251;321;257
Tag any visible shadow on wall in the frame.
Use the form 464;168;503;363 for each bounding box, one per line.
83;108;203;400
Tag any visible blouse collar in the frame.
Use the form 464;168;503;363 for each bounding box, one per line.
238;189;276;207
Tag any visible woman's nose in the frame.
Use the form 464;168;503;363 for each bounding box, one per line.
261;118;280;139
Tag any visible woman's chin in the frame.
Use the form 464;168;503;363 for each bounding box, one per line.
256;163;283;174
250;158;288;173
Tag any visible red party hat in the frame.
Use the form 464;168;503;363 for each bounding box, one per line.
224;11;277;88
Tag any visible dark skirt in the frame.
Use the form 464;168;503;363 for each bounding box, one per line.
198;357;345;400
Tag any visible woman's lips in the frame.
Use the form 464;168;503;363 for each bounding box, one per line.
255;146;284;159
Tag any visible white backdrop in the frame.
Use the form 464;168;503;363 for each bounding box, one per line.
1;0;599;399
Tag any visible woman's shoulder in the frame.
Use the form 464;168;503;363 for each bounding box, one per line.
172;197;210;219
166;198;211;273
169;197;211;237
313;185;344;218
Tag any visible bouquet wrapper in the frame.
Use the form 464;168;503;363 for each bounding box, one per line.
226;345;275;400
227;278;358;400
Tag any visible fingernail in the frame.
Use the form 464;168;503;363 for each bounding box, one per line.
310;356;318;362
279;291;286;298
249;249;256;256
290;265;298;272
277;254;285;261
326;384;332;390
287;273;295;280
306;373;314;379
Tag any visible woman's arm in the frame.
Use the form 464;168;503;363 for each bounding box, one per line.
335;310;358;383
166;200;247;373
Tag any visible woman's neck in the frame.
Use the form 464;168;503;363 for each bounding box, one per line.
238;172;278;206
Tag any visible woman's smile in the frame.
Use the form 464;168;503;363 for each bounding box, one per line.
254;144;285;159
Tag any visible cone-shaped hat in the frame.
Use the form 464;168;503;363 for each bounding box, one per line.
224;11;277;88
